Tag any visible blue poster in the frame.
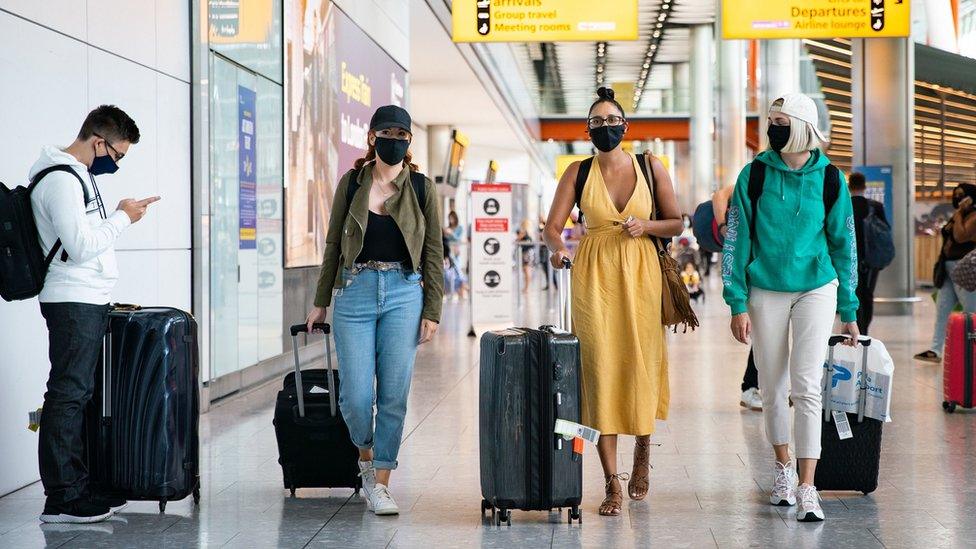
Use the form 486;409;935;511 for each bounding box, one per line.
238;85;257;250
854;165;893;222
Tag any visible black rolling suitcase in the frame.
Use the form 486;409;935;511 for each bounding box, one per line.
480;261;583;525
87;306;201;513
815;336;883;494
273;323;361;496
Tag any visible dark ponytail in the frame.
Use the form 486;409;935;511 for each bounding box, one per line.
589;86;626;117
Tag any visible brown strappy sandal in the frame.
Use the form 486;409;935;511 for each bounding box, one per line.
600;473;630;516
629;437;651;501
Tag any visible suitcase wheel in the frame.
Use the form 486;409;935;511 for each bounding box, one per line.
496;508;511;526
943;401;957;413
290;487;297;498
568;506;582;524
193;487;201;505
480;499;492;516
158;500;167;514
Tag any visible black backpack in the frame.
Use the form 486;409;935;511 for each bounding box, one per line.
862;204;894;270
0;165;88;301
746;161;841;239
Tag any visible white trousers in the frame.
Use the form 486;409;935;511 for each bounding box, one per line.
749;281;838;460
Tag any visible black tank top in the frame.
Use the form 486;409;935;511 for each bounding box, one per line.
356;211;411;265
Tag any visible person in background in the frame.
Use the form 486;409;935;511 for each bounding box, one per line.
914;184;976;363
545;87;682;517
33;105;158;524
443;211;468;300
517;219;535;293
538;216;552;290
848;172;889;335
681;261;703;302
724;93;859;522
306;105;443;516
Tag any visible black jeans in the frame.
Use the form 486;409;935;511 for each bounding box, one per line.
38;302;110;505
856;267;880;335
742;348;759;392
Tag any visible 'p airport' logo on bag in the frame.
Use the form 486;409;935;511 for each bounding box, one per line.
871;0;885;32
477;0;490;35
830;364;852;389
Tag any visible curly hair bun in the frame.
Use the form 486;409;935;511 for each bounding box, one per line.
597;87;615;100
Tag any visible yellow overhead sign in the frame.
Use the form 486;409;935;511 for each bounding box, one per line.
453;0;639;43
721;0;910;40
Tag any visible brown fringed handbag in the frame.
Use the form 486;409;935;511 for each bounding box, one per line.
639;152;700;333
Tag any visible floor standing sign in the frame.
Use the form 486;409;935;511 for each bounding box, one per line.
471;183;514;332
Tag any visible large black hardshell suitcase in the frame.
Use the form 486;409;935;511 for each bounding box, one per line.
479;262;583;525
87;306;201;513
273;323;361;496
815;336;883;494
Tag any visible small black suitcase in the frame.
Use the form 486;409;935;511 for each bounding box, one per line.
815;336;883;494
86;306;201;513
273;323;361;496
479;262;583;525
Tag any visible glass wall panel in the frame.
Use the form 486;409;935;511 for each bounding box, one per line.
209;0;283;83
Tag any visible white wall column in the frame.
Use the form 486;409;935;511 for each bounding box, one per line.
715;22;746;190
851;38;916;315
689;24;714;213
759;40;801;148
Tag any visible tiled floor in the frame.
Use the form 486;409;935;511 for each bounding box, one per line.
3;275;976;548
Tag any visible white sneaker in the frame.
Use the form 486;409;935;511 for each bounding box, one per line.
770;460;798;506
367;484;399;516
740;387;763;411
796;484;825;522
358;460;376;497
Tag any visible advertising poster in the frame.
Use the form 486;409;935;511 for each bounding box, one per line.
453;0;638;42
284;2;408;267
238;85;257;250
471;184;514;330
855;165;894;222
722;0;910;40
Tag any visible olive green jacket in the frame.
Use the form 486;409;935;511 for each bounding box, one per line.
313;164;444;322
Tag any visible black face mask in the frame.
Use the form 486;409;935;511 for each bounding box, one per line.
589;125;625;152
767;124;791;152
374;137;409;165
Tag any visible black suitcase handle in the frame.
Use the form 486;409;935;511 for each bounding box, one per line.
291;402;341;427
290;323;336;419
291;323;331;336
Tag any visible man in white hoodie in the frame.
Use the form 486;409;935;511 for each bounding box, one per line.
31;105;159;524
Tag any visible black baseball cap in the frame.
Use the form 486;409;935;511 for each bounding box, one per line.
370;105;411;132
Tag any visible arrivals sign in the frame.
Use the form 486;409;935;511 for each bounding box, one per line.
471;183;514;329
453;0;639;43
721;0;910;40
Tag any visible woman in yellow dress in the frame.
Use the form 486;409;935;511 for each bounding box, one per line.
544;87;682;517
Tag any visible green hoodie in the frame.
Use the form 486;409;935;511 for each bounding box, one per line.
722;149;859;323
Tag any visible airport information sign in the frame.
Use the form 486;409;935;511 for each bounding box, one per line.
453;0;638;43
471;183;514;331
722;0;910;39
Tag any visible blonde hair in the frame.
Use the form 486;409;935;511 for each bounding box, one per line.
769;99;825;153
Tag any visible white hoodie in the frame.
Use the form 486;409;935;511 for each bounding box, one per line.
29;146;131;304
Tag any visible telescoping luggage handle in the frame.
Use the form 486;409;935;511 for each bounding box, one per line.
557;258;573;332
823;336;872;423
289;323;336;419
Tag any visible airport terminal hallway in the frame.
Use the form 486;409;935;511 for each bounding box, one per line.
2;276;976;548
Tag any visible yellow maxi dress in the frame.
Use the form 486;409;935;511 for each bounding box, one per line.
572;154;669;436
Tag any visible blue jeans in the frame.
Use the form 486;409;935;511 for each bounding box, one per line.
931;260;976;352
333;267;423;470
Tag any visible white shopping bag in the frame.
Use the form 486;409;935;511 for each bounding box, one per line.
822;336;894;422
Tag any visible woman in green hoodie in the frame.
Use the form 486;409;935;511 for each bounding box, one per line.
722;94;859;523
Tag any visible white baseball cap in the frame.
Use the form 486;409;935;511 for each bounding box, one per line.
769;93;828;143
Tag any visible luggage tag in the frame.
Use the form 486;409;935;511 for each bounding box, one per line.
832;410;854;440
572;437;584;462
555;419;601;445
309;385;328;394
27;407;42;432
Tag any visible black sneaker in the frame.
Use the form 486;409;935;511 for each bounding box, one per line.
39;498;112;524
89;493;128;514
